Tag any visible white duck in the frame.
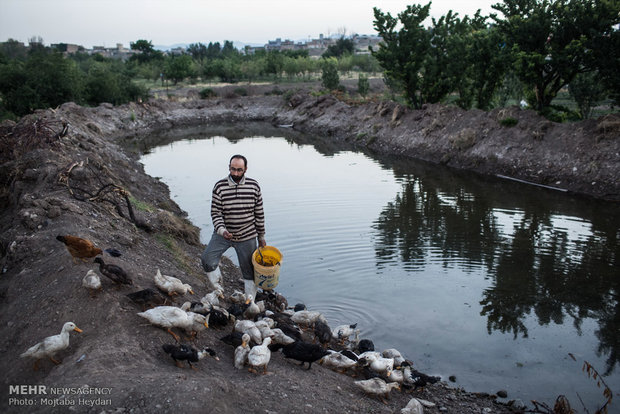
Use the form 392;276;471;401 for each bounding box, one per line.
82;269;102;297
138;306;208;341
332;322;359;345
233;333;251;369
234;319;262;345
201;288;224;307
243;295;261;319
269;328;295;345
360;354;394;377
382;348;406;368
291;310;327;326
20;322;83;370
229;290;246;304
248;337;272;374
254;318;275;339
154;268;194;296
319;350;358;373
354;377;400;403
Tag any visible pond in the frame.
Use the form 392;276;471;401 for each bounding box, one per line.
139;124;619;411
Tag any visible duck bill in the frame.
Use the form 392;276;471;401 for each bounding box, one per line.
203;322;209;329
73;327;83;333
189;289;195;295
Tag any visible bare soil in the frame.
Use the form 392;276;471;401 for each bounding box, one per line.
1;81;617;414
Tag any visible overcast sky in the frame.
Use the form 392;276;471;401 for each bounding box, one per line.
1;0;498;49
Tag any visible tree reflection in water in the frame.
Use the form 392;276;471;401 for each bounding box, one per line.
372;171;619;375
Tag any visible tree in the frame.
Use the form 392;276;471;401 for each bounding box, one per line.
491;0;619;111
165;55;194;85
323;37;354;58
372;3;432;108
569;71;606;119
358;74;370;97
187;42;208;63
321;57;340;90
130;39;163;64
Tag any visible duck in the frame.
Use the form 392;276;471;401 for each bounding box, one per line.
254;318;275;339
277;340;330;370
319;350;358;373
332;323;358;344
359;354;394;377
162;343;218;369
229;290;246;304
357;338;375;353
56;235;102;263
126;288;168;310
201;288;224;307
233;333;251;369
181;301;209;315
247;337;272;374
291;310;327;327
234;319;262;345
93;257;132;285
382;348;406;368
402;367;441;390
269;328;296;345
271;312;303;341
20;322;83;370
154;268;193;296
220;329;245;348
82;269;102;297
137;306;208;341
243;295;261;320
353;377;400;403
313;319;332;347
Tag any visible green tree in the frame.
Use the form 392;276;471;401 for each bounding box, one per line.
358;74;370;97
491;0;619;111
187;42;208;63
321;57;340;90
372;3;432;108
323;37;355;58
129;39;164;64
568;71;606;119
165;54;194;85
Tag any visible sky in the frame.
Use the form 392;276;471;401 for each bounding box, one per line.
1;0;498;49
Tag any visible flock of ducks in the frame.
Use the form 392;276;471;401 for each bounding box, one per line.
21;234;441;409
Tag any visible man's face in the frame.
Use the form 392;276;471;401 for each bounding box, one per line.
229;158;246;183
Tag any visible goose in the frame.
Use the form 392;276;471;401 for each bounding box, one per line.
354;378;400;403
154;268;193;296
82;269;102;297
138;306;208;341
248;337;272;374
20;322;83;370
233;333;251;369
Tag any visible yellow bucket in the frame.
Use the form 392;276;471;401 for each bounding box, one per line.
252;246;282;290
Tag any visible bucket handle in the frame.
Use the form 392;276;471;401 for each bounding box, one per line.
257;247;281;266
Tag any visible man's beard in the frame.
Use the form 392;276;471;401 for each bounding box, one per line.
231;174;243;183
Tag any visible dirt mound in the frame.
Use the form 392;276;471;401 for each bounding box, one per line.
2;88;616;413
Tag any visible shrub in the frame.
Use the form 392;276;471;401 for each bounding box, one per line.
199;88;217;99
499;117;518;127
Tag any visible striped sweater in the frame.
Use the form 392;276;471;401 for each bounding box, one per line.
211;175;265;242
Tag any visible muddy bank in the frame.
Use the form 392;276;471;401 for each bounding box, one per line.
0;90;616;414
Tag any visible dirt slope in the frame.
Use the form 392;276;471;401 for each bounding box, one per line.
1;88;617;414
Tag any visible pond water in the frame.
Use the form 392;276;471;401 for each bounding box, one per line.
139;125;619;411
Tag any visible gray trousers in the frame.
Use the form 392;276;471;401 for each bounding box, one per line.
201;233;257;281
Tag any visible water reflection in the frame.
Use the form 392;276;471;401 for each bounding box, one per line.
372;159;620;374
137;125;620;408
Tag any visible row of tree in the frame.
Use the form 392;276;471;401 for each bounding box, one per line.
1;0;617;120
372;0;619;116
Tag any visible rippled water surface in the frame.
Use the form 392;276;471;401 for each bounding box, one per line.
139;125;619;411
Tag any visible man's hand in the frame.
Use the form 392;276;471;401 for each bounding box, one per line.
258;239;267;248
223;230;233;240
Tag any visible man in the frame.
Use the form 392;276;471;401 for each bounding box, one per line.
201;154;266;298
